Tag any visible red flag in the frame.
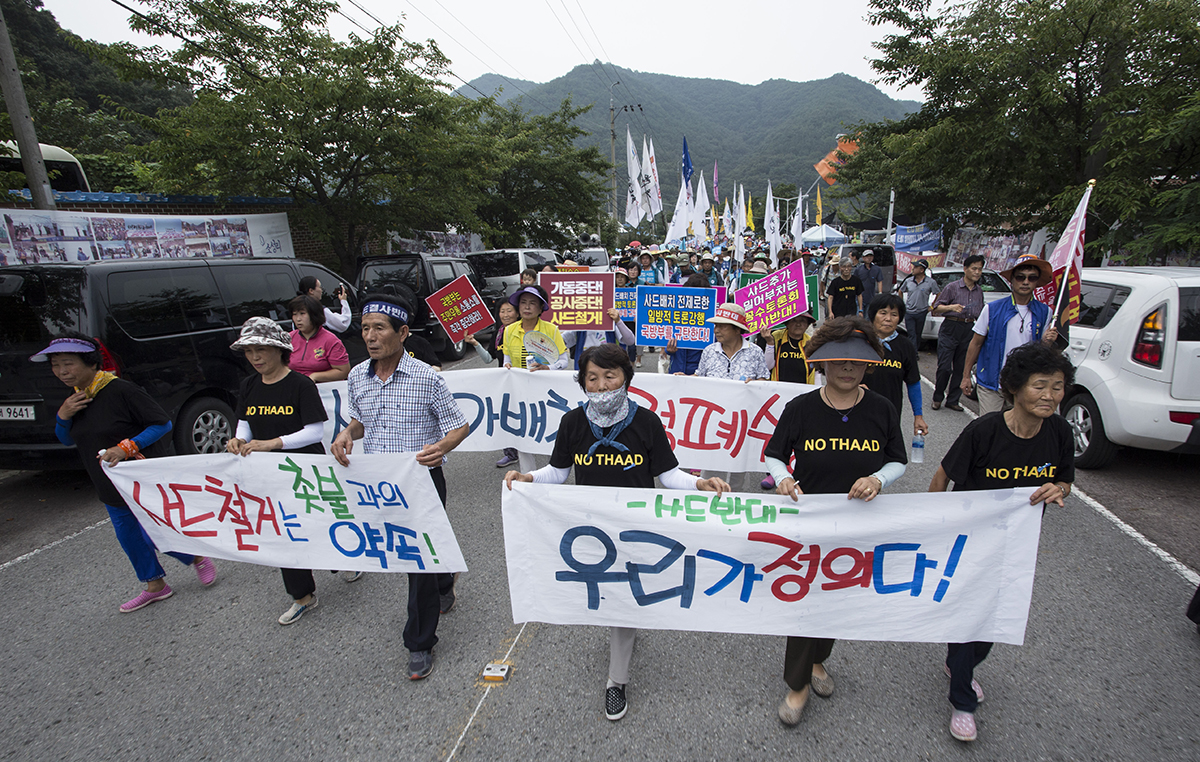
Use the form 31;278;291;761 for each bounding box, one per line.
1036;183;1093;325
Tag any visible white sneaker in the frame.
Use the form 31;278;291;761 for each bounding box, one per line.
278;595;318;625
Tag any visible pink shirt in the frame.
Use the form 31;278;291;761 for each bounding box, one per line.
289;327;349;377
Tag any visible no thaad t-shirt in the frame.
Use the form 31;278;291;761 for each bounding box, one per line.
237;371;328;455
550;406;678;488
828;276;864;317
941;412;1074;490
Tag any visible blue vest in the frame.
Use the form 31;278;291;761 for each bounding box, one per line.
976;297;1051;391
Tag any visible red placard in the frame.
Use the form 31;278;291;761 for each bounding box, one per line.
538;272;615;331
425;274;495;343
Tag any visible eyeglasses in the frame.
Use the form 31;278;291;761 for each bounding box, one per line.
1011;272;1039;283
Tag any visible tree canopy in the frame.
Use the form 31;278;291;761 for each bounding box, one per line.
833;0;1200;262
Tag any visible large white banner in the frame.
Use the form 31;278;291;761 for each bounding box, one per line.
104;453;466;573
317;370;818;472
502;483;1043;645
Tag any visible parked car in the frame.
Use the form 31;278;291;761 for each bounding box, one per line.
1061;267;1200;468
465;248;562;298
571;247;612;272
894;267;1012;343
0;257;366;469
354;252;501;360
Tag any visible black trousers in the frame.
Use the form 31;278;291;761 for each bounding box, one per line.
934;320;974;405
946;641;993;712
403;466;456;653
905;311;928;352
783;636;835;691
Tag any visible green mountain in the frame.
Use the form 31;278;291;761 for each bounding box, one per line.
461;64;920;210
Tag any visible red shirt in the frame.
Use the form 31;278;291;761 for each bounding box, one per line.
289;327;349;377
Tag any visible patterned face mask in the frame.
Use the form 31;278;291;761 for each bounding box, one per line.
584;386;630;428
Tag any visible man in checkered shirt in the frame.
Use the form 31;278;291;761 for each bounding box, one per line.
332;292;470;681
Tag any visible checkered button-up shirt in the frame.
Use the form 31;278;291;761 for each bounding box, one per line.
696;339;769;380
346;351;468;462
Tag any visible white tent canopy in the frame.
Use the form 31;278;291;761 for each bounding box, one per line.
800;224;848;245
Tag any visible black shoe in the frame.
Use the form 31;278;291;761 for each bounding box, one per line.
605;684;627;721
931;400;942;410
439;588;456;614
946;402;964;411
408;649;434;680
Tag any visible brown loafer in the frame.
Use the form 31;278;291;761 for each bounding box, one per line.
931;400;942;410
946;402;964;411
811;671;835;698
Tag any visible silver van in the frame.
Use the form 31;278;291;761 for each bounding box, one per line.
466;249;562;298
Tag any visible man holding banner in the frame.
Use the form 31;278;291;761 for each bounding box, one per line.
331;293;471;681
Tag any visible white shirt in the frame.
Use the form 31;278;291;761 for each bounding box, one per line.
323;299;352;333
974;301;1033;360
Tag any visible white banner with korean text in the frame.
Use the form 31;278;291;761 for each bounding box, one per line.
502;484;1043;645
104;453;467;573
316;370;819;472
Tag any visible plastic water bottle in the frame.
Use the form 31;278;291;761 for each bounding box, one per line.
911;433;925;463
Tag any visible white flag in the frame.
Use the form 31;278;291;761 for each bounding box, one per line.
638;136;657;216
692;170;710;240
647;138;663;215
790;201;804;247
722;199;732;238
625;127;644;227
734;185;746;259
664;178;691;242
765;180;781;266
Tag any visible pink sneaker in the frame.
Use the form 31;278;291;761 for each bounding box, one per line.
949;709;977;742
120;584;173;613
194;557;217;586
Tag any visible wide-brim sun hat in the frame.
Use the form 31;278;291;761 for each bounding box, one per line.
507;285;549;311
706;303;751;332
1001;253;1055;288
700;252;715;262
230;316;293;352
29;337;98;362
805;330;885;364
614;267;629;278
749;261;770;274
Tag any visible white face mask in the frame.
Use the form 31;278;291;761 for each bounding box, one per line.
585;386;630;427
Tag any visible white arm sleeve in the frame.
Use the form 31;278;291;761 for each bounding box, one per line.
614;320;635;346
548;354;570;371
530;464;570;484
236;420;252;441
503;354;513;366
765;456;792;484
324;302;352;333
764;342;776;371
869;460;907;489
471;342;493;364
657;467;699;491
278;421;325;450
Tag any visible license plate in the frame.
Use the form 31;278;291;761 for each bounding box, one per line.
0;405;35;421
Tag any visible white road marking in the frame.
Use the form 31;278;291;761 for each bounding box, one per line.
921;374;1199;585
0;518;111;572
445;621;530;762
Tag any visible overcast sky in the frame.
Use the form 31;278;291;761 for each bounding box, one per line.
45;0;924;102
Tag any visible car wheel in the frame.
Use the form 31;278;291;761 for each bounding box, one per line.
1064;393;1119;469
175;397;235;455
439;332;466;361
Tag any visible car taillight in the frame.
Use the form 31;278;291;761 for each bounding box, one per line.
1170;411;1200;425
93;337;121;375
1132;308;1164;368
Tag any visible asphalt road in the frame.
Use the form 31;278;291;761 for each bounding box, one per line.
1;349;1197;761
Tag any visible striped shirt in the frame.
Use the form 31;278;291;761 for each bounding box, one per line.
931;278;985;323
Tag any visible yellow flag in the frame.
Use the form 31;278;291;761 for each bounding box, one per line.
711;205;718;234
816;187;823;226
747;194;755;231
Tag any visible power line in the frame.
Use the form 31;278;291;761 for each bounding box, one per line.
426;0;532;83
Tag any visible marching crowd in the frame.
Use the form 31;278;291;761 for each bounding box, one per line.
35;243;1102;745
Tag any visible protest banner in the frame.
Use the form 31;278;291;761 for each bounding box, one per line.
503;483;1042;645
894;222;942;253
424;274;495;343
736;271;767;290
315;370;818;472
555;264;590;272
634;285;718;349
105;453;467;573
615;287;637;320
538;272;614;331
896;250;948;275
734;260;808;332
664;281;726;303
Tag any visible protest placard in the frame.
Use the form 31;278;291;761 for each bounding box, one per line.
316;370;819;472
424;274;495;343
105;453;467;573
503;483;1042;645
555;264;590;272
634;286;717;349
734;260;808;332
896;250;948;275
664;282;727;303
615;287;637;320
538;272;615;331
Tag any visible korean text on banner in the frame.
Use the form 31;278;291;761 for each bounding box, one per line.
503;483;1042;645
896;251;947;275
635;286;717;349
104;453;467;574
538;272;615;331
734;260;808;332
665;282;726;303
615;287;637;320
424;274;495;343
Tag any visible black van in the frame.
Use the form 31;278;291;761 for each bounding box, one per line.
0;257;366;470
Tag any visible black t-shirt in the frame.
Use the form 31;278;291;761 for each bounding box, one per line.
774;334;810;384
864;336;919;424
550;406;678;488
764;388;906;495
236;371;328;455
67;378;171;507
828;276;864;317
941;412;1075;490
405;335;441;367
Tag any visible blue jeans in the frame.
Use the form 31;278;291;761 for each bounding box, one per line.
106;503;195;582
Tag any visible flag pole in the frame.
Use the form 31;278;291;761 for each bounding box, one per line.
1051;179;1096;324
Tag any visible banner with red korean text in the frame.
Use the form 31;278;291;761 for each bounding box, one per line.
104;453;467;573
315;370;819;471
895;250;947;276
538;272;615;331
733;260;808;332
425;274;495;343
503;483;1042;644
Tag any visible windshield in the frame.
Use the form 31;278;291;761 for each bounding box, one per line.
0;268;85;346
359;260;423;294
573;249;609;268
467;251;519;279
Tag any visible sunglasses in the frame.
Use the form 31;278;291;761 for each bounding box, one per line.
1011;272;1040;282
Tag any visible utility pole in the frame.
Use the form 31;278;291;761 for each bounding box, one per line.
608;80;619;220
0;4;54;210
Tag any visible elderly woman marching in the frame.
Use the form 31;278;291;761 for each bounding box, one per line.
762;317;907;725
505;344;729;721
34;333;216;611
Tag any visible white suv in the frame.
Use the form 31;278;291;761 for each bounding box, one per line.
1063;267;1200;468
